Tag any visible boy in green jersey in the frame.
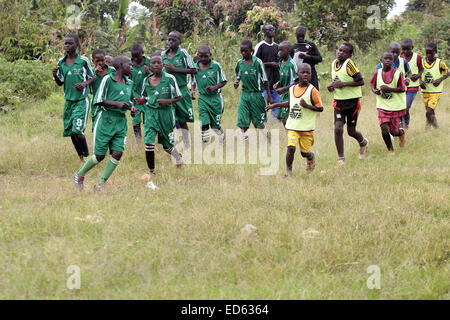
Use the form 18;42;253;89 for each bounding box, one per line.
52;34;94;162
134;54;184;189
273;41;298;125
162;31;197;148
371;51;407;154
130;43;151;142
328;42;369;165
266;64;323;175
190;45;227;144
74;56;137;191
90;49;116;129
234;40;273;141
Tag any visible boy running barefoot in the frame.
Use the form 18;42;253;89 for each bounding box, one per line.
90;49;116;128
52;34;94;162
420;42;449;129
162;31;197;149
74;56;137;191
328;42;369;165
371;52;407;154
190;45;227;144
273;41;298;126
235;40;272;141
400;38;423;129
130;43;151;142
135;54;184;189
266;64;323;175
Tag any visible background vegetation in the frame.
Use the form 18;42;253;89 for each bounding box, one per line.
0;0;448;299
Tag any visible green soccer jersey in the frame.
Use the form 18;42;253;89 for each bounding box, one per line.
56;53;94;101
235;55;268;93
91;65;116;96
131;55;151;96
192;60;227;96
162;47;194;87
94;74;134;116
141;72;182;109
279;57;298;102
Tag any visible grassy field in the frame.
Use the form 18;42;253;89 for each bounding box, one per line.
0;49;449;299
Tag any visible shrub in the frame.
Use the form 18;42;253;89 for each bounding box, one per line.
213;0;275;29
153;0;211;36
0;56;58;101
239;5;290;43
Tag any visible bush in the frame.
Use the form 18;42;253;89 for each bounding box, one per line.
0;56;58;101
213;0;274;30
239;5;290;43
154;0;211;36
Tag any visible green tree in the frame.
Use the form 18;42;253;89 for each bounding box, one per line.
297;0;395;50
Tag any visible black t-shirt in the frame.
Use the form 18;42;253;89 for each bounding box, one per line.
254;41;280;87
291;40;322;89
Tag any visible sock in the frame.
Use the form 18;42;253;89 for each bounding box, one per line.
382;132;394;151
241;129;249;141
78;135;89;157
77;155;99;177
212;128;224;136
359;137;367;147
201;129;210;143
98;157;119;185
165;147;182;161
71;136;83;157
145;144;155;172
338;156;345;161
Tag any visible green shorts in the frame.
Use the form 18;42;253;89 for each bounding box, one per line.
236;91;267;128
173;86;194;123
198;93;224;129
276;94;290;120
92;110;128;155
63;97;90;137
132;103;145;126
144;107;176;149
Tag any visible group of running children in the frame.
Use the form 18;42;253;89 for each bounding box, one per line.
51;31;448;191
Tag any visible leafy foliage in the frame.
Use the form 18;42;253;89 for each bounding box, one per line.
239;6;290;43
297;0;395;50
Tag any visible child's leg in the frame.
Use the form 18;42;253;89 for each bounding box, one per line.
133;123;142;142
74;154;105;190
164;146;183;166
380;123;394;151
70;135;84;158
96;150;122;186
74;133;89;157
334;121;345;161
201;124;211;143
299;134;315;171
286;146;296;175
402;91;417;128
178;122;191;148
145;143;155;174
426;107;438;128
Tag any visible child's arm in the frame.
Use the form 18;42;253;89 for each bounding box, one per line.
370;71;381;95
190;81;197;99
157;96;182;107
164;63;197;75
75;77;95;90
411;55;423;82
97;100;131;110
52;67;63;86
206;81;227;93
299;98;323;112
265;101;289;111
380;73;406;93
264;81;273;104
433;60;449;87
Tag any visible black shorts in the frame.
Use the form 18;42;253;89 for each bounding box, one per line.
333;98;361;126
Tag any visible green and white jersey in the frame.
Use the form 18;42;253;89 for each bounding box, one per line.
235;55;268;93
94;74;134;116
279;57;298;102
56;53;94;101
192;60;227;96
131;55;151;97
162;47;194;87
141;72;181;109
91;65;116;97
